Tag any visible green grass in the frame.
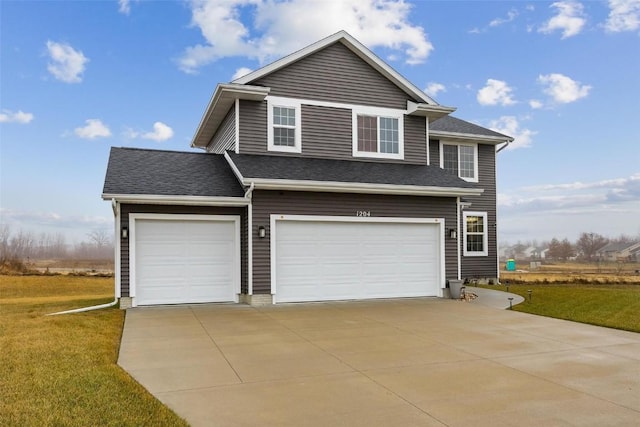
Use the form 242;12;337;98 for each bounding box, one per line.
481;283;640;333
0;275;188;427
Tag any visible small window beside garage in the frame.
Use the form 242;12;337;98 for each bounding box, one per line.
463;211;488;257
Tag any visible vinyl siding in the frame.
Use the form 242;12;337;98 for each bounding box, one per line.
251;191;458;294
252;42;414;109
240;102;427;164
119;204;248;297
429;140;498;278
207;107;236;153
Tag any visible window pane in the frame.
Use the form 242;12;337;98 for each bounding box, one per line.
379;117;398;154
273;107;295;126
467;235;484;252
443;144;458;175
459;145;475;179
273;128;295;146
357;115;377;152
466;215;484;233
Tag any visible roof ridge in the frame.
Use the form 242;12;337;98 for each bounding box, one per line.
111;146;220;156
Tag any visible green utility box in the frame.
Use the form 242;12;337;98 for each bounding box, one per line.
506;259;516;271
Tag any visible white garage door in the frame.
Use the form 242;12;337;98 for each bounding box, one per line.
133;216;239;306
274;218;442;303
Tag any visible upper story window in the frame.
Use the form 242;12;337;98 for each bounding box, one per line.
463;211;488;256
353;107;404;160
440;142;478;182
267;97;301;153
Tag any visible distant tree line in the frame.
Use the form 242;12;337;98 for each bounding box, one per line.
503;232;640;262
0;225;114;264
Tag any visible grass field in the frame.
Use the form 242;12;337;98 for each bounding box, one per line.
482;283;640;333
0;275;188;427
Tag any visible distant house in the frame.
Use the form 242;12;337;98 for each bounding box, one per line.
596;242;640;262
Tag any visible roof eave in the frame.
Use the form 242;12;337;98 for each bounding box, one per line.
407;101;456;120
430;130;514;144
190;84;270;149
233;30;436;105
243;178;483;197
102;193;250;206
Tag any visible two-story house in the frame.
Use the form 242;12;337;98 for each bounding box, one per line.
102;31;512;308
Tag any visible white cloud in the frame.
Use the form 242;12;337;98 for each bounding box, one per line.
490;9;519;27
488;116;536;150
538;1;586;38
424;82;446;97
118;0;130;15
538;73;591;104
498;173;640;242
178;0;432;73
0;109;34;124
141;122;174;141
46;40;89;83
529;99;543;109
605;0;640;32
232;67;253;81
74;119;111;139
477;79;516;106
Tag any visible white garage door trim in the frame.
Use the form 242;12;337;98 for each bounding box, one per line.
129;213;241;307
270;215;446;303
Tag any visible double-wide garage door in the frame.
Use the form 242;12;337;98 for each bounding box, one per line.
132;215;239;306
274;218;443;303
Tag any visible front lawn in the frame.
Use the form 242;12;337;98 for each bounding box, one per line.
483;283;640;333
0;275;188;427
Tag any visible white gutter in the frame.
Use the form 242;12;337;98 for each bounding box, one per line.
101;194;250;206
246;178;484;197
496;140;511;153
431;130;513;145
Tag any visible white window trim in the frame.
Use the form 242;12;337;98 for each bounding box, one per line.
267;96;302;153
463;211;488;257
439;141;478;183
352;106;404;160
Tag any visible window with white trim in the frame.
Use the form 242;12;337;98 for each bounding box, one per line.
353;109;404;159
440;142;478;182
463;211;488;256
267;97;301;153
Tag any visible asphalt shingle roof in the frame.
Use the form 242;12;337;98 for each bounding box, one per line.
431;116;511;140
102;147;245;197
227;152;476;188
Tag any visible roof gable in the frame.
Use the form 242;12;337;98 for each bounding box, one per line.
234;30;437;106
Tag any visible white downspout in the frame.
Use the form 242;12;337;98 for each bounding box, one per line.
46;199;120;316
456;197;461;281
495;140;511;282
245;182;255;296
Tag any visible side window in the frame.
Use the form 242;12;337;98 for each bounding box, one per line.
267;97;301;153
352;109;403;160
463;211;488;256
440;142;478;182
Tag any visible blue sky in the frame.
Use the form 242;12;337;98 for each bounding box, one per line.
1;0;639;244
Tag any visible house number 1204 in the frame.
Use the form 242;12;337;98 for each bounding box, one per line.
356;211;371;217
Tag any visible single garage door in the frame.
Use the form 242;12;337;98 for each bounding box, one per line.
133;216;239;305
274;218;442;303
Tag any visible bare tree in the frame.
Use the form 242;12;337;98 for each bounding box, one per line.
576;232;609;261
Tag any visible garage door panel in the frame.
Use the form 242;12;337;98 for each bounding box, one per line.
275;219;441;303
134;218;237;305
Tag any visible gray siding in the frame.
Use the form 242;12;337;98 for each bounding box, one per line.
238;100;267;154
207;107;236;153
429;141;498;278
251;191;458;294
240;101;427;164
119;204;248;297
252;42;414;109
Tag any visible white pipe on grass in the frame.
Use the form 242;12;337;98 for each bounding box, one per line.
46;298;118;316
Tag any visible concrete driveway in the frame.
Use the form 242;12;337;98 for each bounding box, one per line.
119;293;640;426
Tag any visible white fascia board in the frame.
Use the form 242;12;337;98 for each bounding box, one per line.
429;130;513;144
234;30;436;105
102;194;250;206
248;178;483;197
191;83;270;149
223;151;248;186
407;101;456;120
